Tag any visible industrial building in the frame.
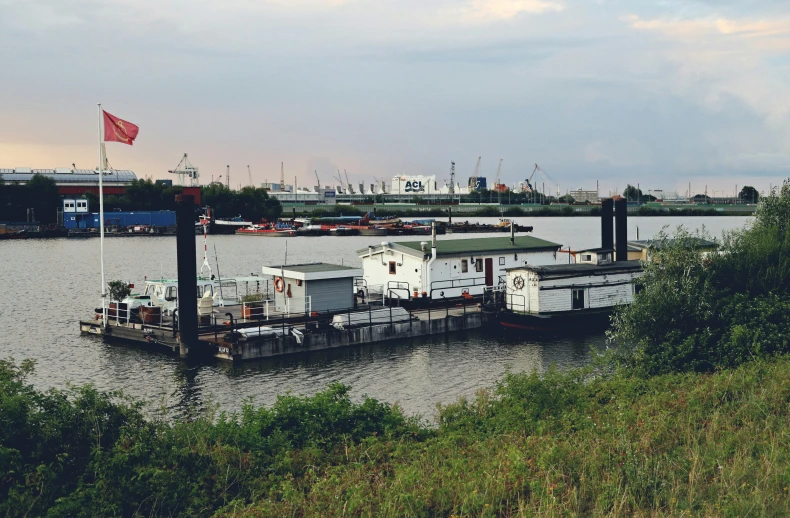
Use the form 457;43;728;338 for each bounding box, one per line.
0;167;201;204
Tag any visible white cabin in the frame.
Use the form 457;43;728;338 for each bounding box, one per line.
505;261;643;316
358;235;561;301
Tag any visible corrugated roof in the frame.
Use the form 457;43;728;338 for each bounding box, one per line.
265;262;358;273
396;235;561;256
0;169;137;184
513;260;643;278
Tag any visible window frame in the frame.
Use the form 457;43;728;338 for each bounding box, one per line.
388;261;397;275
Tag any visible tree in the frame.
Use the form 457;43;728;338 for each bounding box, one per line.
739;185;759;204
557;194;575;204
623;184;642;202
24;174;60;224
610;179;790;376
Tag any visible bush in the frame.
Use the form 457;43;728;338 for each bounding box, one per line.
610;180;790;375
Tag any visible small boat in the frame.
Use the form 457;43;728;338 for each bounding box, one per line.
358;226;388;236
237;225;297;237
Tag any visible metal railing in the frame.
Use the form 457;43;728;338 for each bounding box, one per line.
506;292;527;313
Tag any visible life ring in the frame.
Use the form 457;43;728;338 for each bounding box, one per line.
274;277;285;293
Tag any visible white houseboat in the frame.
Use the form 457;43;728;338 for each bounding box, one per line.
501;248;643;329
357;226;561;302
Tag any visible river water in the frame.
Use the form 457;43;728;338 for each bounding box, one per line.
0;216;750;419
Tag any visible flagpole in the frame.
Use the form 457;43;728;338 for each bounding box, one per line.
98;103;107;329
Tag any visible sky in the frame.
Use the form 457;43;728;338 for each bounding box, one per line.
1;0;789;198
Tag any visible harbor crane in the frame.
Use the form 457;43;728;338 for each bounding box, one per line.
525;163;561;199
470;156;482;191
494;158;505;203
168;153;199;186
344;169;354;194
334;169;345;194
314;170;321;191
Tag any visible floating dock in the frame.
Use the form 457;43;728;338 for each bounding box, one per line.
80;302;490;361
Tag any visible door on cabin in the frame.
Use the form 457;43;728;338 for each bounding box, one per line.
484;258;493;286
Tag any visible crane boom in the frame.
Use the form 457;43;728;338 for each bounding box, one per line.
314;170;321;191
344;169;353;194
470;156;481;191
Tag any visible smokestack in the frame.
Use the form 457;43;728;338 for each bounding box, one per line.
601;198;614;251
615;198;627;262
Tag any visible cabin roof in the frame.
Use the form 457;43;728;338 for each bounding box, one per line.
394;236;561;257
509;260;643;279
261;262;361;281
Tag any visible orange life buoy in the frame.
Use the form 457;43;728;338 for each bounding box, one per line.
274;277;285;292
286;283;292;298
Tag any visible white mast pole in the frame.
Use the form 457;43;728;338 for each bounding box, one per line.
98;103;107;328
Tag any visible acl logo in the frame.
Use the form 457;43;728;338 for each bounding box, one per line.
404;181;424;192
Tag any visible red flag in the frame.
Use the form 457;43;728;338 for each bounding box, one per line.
103;110;139;145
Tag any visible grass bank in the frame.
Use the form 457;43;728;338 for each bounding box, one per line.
3;357;790;516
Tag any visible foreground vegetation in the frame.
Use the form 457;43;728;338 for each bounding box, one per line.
3;357;790;516
1;184;787;515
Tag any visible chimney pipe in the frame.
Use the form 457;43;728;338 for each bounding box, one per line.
615;198;627;261
601;198;614;251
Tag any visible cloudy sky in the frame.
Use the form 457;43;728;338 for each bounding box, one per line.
1;0;789;197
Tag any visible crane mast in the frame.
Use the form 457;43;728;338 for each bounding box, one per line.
470;156;481;191
449;162;456;198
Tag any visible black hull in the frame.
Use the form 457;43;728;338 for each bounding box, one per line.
497;309;614;333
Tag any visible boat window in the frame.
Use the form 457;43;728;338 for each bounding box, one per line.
583;254;592;262
196;285;203;298
475;259;483;272
461;260;468;273
572;289;584;310
165;286;177;301
499;257;505;266
389;261;397;274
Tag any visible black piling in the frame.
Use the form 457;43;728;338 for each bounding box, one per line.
176;194;198;357
615;198;628;261
601;198;614;251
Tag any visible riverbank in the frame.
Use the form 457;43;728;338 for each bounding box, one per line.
2;355;789;516
290;204;755;218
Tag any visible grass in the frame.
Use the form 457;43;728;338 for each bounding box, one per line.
226;359;790;516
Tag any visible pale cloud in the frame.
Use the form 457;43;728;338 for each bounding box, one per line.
455;0;564;23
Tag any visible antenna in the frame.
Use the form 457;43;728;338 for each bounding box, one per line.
449;162;456;198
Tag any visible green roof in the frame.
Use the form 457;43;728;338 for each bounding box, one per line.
267;263;357;273
396;236;561;256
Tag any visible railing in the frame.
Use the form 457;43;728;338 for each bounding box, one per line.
387;280;411;301
430;276;487;298
506;292;527;313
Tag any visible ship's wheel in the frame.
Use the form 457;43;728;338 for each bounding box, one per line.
513;275;525;290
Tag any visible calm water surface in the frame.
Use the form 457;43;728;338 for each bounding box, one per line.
0;216;751;418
